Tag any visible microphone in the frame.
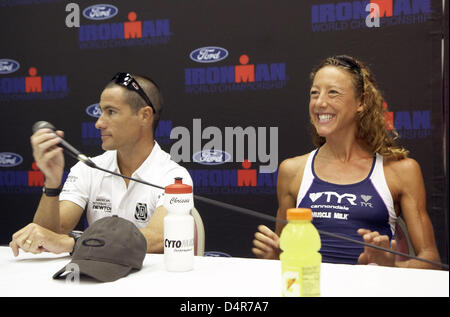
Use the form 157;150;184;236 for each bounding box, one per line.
33;121;448;270
32;121;97;168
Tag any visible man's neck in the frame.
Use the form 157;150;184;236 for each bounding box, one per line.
117;139;155;178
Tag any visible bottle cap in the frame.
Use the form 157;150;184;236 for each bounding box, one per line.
286;208;312;221
164;177;192;194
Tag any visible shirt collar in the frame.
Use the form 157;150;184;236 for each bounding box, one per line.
104;141;162;180
133;141;161;180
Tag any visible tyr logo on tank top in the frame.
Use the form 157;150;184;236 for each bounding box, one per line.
297;149;397;264
308;191;374;219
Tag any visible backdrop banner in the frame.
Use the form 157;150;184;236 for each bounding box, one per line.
0;0;447;262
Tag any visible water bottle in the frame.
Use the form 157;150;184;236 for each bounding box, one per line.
280;208;321;297
163;177;194;272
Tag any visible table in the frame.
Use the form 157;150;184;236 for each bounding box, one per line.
0;247;448;297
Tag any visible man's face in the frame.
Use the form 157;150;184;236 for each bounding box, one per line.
95;86;142;151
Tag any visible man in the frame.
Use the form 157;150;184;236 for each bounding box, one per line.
10;73;192;256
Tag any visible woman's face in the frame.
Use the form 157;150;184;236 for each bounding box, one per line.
309;65;363;139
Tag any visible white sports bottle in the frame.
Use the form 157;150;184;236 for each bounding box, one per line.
163;177;194;272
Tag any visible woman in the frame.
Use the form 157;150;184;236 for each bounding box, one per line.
252;55;441;269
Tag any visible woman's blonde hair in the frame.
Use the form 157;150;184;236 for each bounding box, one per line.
309;55;408;160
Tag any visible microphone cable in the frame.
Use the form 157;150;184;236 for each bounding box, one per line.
85;159;449;270
36;119;447;271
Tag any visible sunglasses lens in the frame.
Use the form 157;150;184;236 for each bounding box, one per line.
111;73;156;113
113;73;129;84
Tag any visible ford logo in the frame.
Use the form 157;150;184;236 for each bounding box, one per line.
189;47;229;63
192;150;231;165
0;59;20;74
86;103;102;118
83;4;118;20
0;152;23;168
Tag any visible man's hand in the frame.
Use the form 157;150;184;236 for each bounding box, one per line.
9;223;74;257
357;228;397;267
30;128;65;188
252;225;281;260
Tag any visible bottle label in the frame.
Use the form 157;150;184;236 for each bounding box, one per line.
282;265;320;297
164;218;194;255
164;193;193;215
164;237;194;253
164;216;194;271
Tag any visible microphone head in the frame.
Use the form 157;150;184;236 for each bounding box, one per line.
32;121;56;133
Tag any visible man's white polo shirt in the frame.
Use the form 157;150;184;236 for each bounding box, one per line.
59;141;192;228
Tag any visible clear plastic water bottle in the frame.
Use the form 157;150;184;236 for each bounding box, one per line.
280;208;321;297
163;177;194;272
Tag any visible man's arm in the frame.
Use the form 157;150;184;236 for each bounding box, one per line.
30;127;66;232
32;193;61;232
140;205;167;253
10;223;76;257
10;200;84;256
33;196;84;234
10;127;86;256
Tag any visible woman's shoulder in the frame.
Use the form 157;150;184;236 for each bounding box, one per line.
280;153;310;171
383;156;423;194
383;156;421;175
278;152;312;182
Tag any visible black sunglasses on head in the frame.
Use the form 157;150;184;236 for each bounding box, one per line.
112;72;155;113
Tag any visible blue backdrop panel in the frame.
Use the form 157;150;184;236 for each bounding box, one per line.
0;0;447;262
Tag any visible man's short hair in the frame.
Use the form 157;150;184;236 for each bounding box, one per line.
105;74;163;133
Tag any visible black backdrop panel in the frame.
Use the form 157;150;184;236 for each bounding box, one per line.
0;0;447;262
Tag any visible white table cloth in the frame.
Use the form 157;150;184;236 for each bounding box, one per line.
0;247;447;297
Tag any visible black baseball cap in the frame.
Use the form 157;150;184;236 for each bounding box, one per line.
53;216;147;283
